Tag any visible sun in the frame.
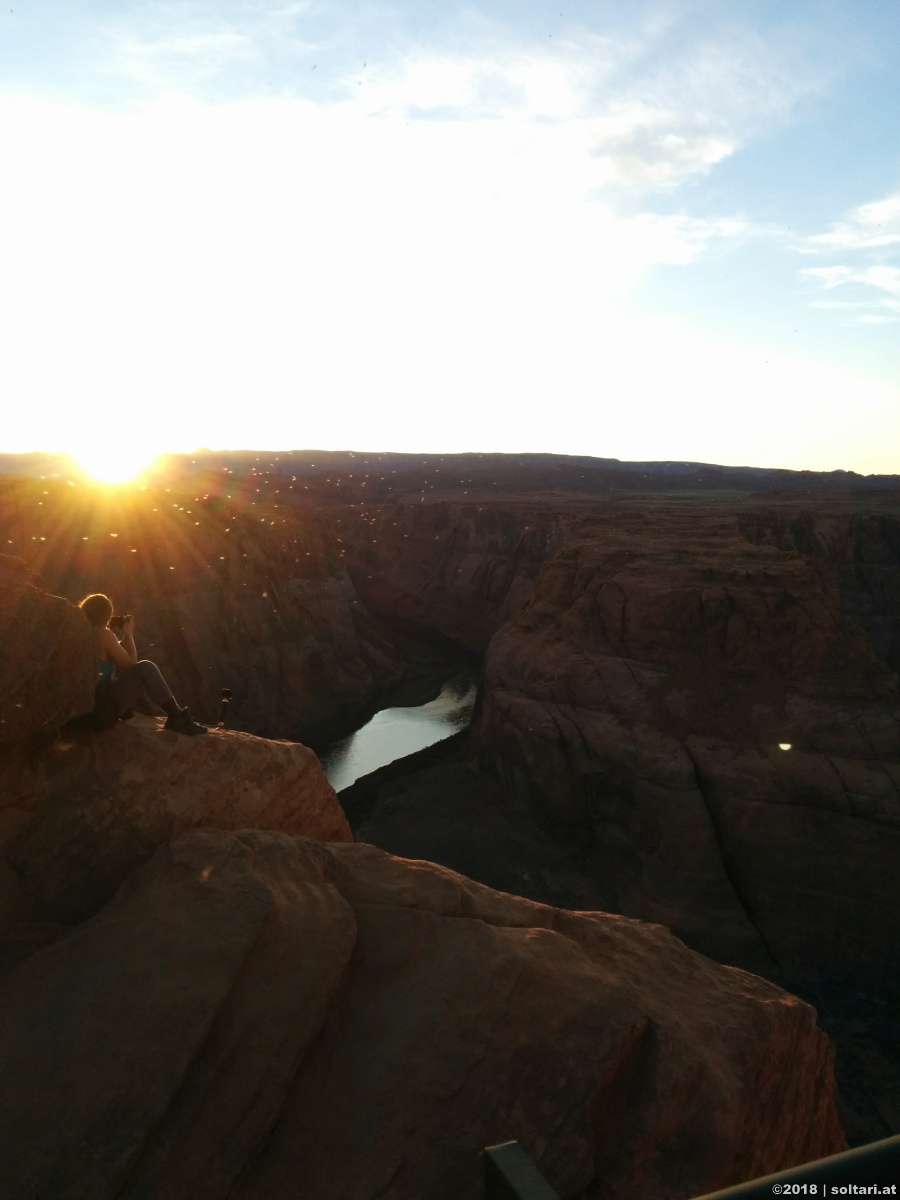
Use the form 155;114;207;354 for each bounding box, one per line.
68;446;163;485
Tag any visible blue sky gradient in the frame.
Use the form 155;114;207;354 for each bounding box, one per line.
1;1;897;473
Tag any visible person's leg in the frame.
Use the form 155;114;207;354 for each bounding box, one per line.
111;661;179;717
113;661;207;734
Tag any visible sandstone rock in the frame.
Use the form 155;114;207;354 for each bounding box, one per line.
683;735;900;983
0;829;845;1200
0;714;351;932
0;479;416;744
481;522;899;752
736;508;900;677
0;555;95;744
333;499;570;651
4;472;898;1152
469;518;900;982
333;495;900;1144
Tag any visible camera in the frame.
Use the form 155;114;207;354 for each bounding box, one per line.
109;614;131;631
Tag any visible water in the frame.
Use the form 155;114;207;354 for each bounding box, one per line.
320;672;478;792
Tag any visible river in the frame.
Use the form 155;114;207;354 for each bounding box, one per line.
319;671;478;792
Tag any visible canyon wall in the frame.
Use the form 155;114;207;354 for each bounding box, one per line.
471;513;900;985
5;472;898;995
0;553;351;958
339;496;900;994
0;498;851;1199
324;499;571;650
333;491;900;1142
0;829;845;1200
0;479;426;745
736;508;900;676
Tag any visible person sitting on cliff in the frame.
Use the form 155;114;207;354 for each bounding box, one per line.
78;594;207;736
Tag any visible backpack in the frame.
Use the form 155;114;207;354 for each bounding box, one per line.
68;679;120;732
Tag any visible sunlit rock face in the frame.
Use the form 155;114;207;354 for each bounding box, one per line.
0;830;845;1200
0;555;95;744
0;478;412;744
5;471;898;992
0;557;351;965
0;714;351;939
0;463;891;1167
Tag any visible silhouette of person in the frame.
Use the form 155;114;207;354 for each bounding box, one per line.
77;593;207;735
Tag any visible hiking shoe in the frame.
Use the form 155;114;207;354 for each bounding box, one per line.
164;707;208;736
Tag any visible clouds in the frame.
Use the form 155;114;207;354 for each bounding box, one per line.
578;25;827;194
22;1;827;202
114;29;261;91
3;4;801;334
800;190;900;324
808;192;900;250
340;15;827;200
1;4;833;251
0;1;897;471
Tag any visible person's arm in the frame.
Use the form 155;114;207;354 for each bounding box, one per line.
101;616;138;669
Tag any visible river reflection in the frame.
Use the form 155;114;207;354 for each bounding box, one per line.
319;672;477;792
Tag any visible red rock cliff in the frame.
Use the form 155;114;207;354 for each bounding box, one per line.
0;478;412;743
338;494;900;993
0;482;856;1189
0;557;351;965
0;829;845;1200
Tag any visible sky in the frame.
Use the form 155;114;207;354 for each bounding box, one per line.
1;0;898;476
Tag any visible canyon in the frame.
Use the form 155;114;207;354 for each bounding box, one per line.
332;486;900;1145
0;452;898;1192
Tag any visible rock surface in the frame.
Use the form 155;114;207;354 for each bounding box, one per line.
736;507;900;677
0;479;444;744
0;828;845;1200
3;463;898;1154
0;714;351;936
327;499;569;651
331;492;900;1145
326;495;900;988
0;555;95;744
0;557;351;956
470;514;900;984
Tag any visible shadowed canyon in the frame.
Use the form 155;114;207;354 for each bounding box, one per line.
0;450;898;1197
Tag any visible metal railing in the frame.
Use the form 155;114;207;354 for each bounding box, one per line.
483;1134;900;1200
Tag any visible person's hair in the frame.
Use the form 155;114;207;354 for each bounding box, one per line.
79;593;113;627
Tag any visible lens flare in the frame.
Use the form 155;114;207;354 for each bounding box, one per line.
69;447;161;485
